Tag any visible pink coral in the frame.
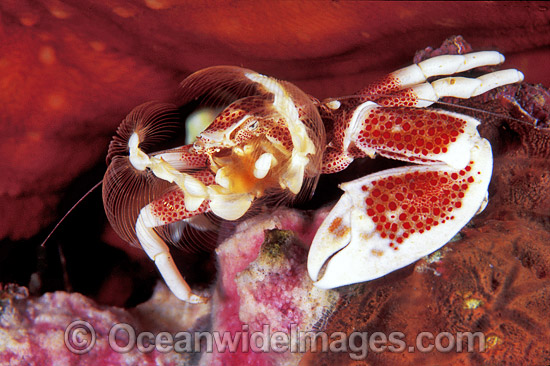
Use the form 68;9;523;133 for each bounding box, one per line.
203;209;338;366
0;282;211;365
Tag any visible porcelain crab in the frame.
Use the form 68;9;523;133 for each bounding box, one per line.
102;51;523;303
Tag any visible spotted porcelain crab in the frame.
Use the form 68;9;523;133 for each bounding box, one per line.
103;51;523;303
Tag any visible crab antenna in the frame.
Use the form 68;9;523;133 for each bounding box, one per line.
317;95;538;128
40;180;103;247
420;97;540;127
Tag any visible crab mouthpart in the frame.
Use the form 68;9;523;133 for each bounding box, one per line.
253;152;276;179
176;174;207;211
215;167;232;189
208;185;254;220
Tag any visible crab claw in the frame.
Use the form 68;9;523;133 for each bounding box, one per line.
308;138;492;289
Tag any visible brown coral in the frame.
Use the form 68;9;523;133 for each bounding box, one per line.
300;217;550;365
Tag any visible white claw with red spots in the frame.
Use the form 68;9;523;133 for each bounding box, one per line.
308;138;492;289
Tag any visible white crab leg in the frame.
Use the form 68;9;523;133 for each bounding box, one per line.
409;69;524;107
391;51;505;87
308;137;492;289
354;52;524;111
136;207;208;303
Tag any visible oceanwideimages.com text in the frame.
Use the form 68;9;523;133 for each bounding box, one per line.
65;320;486;360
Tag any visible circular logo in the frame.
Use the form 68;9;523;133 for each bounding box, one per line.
64;320;96;354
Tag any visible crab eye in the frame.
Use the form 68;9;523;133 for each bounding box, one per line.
247;120;259;131
193;139;204;151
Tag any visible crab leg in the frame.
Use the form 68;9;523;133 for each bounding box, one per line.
136;190;207;303
310;104;494;286
359;51;508;97
136;187;211;303
309;136;492;288
129;133;256;302
321;60;523;174
375;69;524;108
354;51;523;108
132;134;254;220
127;134;219;303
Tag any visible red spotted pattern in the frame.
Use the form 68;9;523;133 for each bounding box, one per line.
321;148;354;174
151;190;210;224
150;170;215;224
208;105;246;132
375;89;419;108
363;161;478;250
319;102;358;173
357;75;402;101
170;146;209;167
355;107;466;160
266;123;293;151
200;96;296;153
320;73;418;174
317;61;476;175
199;97;266;142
